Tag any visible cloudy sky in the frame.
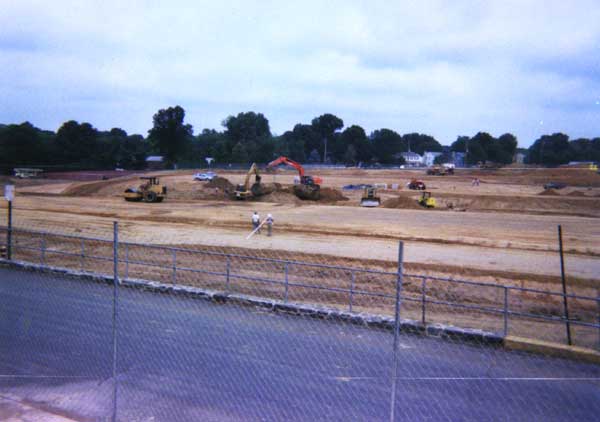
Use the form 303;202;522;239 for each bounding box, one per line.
1;0;599;146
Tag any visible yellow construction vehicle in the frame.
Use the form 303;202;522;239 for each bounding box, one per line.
418;191;436;208
360;186;381;207
426;165;454;176
124;177;167;202
234;163;264;200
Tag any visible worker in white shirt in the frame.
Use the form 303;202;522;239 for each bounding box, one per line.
251;211;261;234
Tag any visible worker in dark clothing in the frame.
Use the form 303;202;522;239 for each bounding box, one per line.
266;213;274;237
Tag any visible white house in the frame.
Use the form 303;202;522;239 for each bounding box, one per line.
400;151;423;166
422;151;443;166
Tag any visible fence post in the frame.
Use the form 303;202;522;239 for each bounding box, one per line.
124;244;129;279
40;233;46;266
172;249;177;285
558;225;572;345
349;271;355;313
597;289;600;350
111;221;119;422
80;239;85;272
284;262;289;303
390;241;404;422
6;200;12;260
421;278;426;327
503;287;509;337
226;256;231;293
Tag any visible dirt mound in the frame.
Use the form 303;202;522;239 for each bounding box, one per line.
567;190;586;197
255;191;301;204
382;196;421;209
62;177;134;196
206;177;234;190
538;189;559;196
318;187;348;202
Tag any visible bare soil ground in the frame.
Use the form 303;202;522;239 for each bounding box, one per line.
2;167;599;348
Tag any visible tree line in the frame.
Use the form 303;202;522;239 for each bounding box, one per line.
1;105;598;170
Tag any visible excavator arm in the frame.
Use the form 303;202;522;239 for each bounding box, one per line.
267;156;322;200
235;163;262;199
241;163;260;191
267;156;305;177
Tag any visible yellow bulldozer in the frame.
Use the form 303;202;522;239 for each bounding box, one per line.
418;191;436;208
234;163;265;200
360;186;381;207
124;177;167;203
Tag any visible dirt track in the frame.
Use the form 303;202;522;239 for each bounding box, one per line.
3;167;600;283
3;167;600;348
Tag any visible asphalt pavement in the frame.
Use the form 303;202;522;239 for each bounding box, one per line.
1;267;599;421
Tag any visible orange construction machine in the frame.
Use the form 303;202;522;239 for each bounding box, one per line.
267;156;322;200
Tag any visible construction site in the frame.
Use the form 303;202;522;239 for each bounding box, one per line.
2;164;600;347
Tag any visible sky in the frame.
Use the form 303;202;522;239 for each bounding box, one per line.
1;0;599;147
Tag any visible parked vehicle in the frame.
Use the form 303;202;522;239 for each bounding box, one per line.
193;171;217;181
543;182;567;190
407;179;426;190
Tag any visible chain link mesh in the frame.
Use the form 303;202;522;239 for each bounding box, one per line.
1;206;600;420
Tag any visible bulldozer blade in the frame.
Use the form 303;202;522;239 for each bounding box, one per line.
360;199;380;207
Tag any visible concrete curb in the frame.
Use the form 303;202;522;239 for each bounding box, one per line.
505;336;600;365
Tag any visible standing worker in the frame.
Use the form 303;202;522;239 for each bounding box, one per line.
266;213;274;237
252;211;261;234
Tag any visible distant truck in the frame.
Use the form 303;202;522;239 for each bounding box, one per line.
426;165;454;176
14;168;43;179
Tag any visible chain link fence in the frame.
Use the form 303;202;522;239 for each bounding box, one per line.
1;213;600;420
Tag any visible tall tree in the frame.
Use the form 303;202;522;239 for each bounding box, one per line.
223;111;273;162
497;133;518;164
0;122;48;166
55;120;99;165
147;105;193;167
370;129;403;164
527;133;571;165
401;133;443;155
310;114;344;162
339;125;371;163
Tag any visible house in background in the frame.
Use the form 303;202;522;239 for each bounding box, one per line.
452;151;466;167
514;152;526;164
399;151;423;166
422;151;443;166
146;156;165;170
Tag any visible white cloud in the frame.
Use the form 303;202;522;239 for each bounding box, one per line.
1;0;599;145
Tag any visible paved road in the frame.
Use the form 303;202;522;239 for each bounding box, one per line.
1;268;599;421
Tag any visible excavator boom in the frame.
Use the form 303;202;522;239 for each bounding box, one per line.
267;156;322;200
267;156;305;177
235;163;262;199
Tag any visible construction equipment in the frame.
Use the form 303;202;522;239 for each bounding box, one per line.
407;179;426;190
234;163;264;200
418;191;436;208
360;186;381;207
267;156;322;200
124;177;167;202
426;165;454;176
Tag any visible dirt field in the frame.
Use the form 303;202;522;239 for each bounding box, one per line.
2;167;599;347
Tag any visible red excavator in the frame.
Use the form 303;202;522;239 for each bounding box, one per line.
267;156;322;200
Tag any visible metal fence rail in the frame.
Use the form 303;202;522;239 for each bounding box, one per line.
1;225;599;349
